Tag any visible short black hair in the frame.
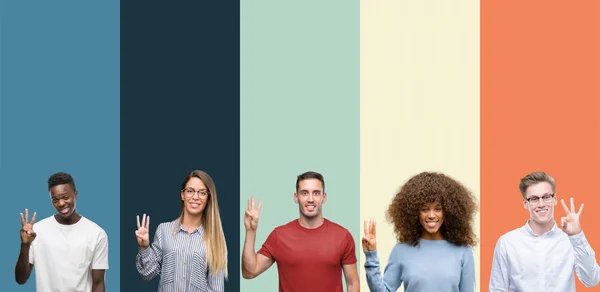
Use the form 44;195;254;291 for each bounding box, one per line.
48;172;76;191
296;171;325;192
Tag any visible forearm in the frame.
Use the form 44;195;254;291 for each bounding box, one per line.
15;243;32;284
364;250;389;292
242;230;258;278
92;281;105;292
571;231;600;287
136;248;161;280
346;280;359;292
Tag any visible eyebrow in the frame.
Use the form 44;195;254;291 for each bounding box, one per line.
528;193;553;198
185;187;208;191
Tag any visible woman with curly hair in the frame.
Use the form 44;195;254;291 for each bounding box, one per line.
362;172;478;292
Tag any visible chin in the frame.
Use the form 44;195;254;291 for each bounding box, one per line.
301;211;319;219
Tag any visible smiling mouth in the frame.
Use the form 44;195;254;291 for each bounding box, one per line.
306;205;316;211
60;208;70;215
190;203;200;208
425;221;438;227
536;209;549;215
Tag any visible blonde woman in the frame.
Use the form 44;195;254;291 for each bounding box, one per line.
135;170;228;292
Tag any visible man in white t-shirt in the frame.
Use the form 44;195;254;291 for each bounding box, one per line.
15;172;109;292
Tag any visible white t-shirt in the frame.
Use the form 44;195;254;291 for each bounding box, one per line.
29;215;109;292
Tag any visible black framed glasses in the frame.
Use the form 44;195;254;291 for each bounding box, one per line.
525;193;555;205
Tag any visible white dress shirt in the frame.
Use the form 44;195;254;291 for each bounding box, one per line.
489;221;600;291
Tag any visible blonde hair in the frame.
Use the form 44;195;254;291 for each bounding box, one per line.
518;171;556;199
175;170;228;278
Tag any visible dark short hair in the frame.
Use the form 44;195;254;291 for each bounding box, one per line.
48;172;76;191
296;171;325;192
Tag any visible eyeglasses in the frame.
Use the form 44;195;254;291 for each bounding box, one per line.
183;188;209;198
525;193;555;205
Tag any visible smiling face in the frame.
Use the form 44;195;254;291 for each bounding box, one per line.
294;178;327;220
523;181;556;226
419;201;444;240
180;177;209;217
50;184;78;220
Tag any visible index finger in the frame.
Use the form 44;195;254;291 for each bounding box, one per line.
363;220;368;235
257;199;262;212
30;212;37;225
25;209;29;224
20;213;25;226
570;197;575;213
146;215;150;229
560;199;570;214
251;196;255;210
137;215;141;229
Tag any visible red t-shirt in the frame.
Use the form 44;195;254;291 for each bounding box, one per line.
257;218;357;292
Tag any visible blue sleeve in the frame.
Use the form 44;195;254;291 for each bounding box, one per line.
459;247;476;292
364;245;403;292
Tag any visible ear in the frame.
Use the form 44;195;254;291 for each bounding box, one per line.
294;192;299;204
181;190;185;201
523;199;528;210
74;190;78;200
322;192;327;204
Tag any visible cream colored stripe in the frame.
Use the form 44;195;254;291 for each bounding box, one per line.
360;1;480;291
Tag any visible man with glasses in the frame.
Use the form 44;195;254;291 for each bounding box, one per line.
241;171;359;292
489;172;599;291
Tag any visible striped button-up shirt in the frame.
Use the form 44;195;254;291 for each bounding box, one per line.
136;220;224;292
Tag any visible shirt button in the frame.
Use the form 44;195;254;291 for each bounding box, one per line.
184;261;187;264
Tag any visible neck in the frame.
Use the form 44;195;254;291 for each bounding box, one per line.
54;211;82;225
421;230;444;240
298;215;324;229
182;212;203;232
528;219;554;235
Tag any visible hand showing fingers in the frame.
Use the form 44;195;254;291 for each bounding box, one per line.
362;218;377;252
20;209;37;244
560;197;583;236
135;214;150;249
244;197;262;231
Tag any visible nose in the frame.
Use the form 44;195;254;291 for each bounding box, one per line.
427;210;436;218
307;194;315;202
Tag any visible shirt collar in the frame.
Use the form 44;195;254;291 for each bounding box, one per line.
523;220;559;237
175;220;203;234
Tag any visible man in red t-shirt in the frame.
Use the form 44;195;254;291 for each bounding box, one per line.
241;171;359;292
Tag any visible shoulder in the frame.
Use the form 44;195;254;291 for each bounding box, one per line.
273;219;298;232
498;226;526;243
34;216;55;229
80;217;108;238
324;219;353;237
156;219;180;234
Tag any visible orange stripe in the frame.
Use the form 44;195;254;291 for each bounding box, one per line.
481;1;600;290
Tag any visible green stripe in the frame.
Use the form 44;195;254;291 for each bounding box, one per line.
240;0;360;290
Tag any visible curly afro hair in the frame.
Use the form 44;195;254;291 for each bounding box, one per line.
387;172;478;247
